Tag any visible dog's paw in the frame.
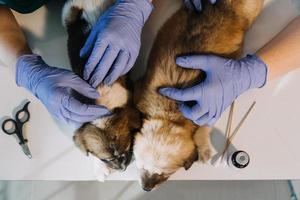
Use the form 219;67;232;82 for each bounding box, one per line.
198;146;212;163
193;126;212;163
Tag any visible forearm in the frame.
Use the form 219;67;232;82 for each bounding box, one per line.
257;15;300;81
0;7;31;71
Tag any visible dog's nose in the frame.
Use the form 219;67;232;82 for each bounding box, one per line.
118;154;128;164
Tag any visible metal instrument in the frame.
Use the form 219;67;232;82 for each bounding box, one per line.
1;101;32;158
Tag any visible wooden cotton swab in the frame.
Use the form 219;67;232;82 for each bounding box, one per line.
221;101;256;160
221;102;235;160
228;101;256;142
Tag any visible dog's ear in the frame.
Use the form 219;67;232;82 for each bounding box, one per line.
183;148;198;170
73;131;89;156
73;123;108;158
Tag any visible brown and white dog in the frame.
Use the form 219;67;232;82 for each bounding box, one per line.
134;0;264;191
62;0;141;174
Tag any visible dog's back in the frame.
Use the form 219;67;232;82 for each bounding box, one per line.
136;0;264;119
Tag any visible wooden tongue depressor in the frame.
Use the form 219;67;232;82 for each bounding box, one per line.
220;101;257;161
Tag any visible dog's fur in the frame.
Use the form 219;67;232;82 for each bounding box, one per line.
134;0;264;191
62;0;141;172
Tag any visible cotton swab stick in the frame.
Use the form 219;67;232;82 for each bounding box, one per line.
216;101;256;166
211;102;235;167
228;101;256;142
221;102;235;160
225;102;235;141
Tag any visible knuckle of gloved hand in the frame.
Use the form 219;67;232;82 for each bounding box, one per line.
190;112;199;121
61;93;70;106
95;36;107;46
108;44;119;52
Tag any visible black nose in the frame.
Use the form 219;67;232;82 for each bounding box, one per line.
142;187;152;192
118;154;127;164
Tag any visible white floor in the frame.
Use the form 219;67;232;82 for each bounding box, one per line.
0;180;299;200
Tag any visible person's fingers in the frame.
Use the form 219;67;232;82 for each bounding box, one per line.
195;113;211;126
64;118;81;127
62;96;111;116
192;0;202;11
176;54;226;71
159;85;202;101
121;55;135;76
84;42;108;80
207;117;218;126
179;103;208;121
62;107;103;123
90;46;119;88
183;0;192;9
67;76;100;99
80;31;97;58
184;0;202;11
104;51;129;85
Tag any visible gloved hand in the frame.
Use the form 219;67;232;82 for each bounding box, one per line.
80;0;153;87
160;54;267;126
16;54;110;125
184;0;217;12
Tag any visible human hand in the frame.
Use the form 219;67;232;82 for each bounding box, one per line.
184;0;217;12
16;54;110;125
160;54;267;126
80;0;153;87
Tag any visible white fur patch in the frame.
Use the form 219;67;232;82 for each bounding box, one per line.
140;119;163;137
62;0;115;27
92;155;113;181
134;119;193;175
91;117;110;129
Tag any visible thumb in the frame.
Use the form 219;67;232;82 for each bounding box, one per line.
176;54;226;71
80;31;97;58
159;85;202;101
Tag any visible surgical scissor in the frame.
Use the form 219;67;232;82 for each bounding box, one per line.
1;101;32;158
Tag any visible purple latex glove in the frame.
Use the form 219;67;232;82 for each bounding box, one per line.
80;0;153;87
16;54;110;125
184;0;217;12
160;54;267;126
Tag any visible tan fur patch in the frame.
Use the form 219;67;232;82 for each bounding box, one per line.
96;82;129;110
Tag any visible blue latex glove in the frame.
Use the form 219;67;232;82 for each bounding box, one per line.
184;0;217;12
80;0;153;87
16;54;110;125
160;54;267;126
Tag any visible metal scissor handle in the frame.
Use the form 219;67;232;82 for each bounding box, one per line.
1;102;30;144
1;101;32;158
15;101;31;127
1;118;18;135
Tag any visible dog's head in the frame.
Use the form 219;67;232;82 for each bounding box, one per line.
133;119;198;191
74;107;141;171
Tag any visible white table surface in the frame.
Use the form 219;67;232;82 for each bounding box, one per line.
0;0;300;181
